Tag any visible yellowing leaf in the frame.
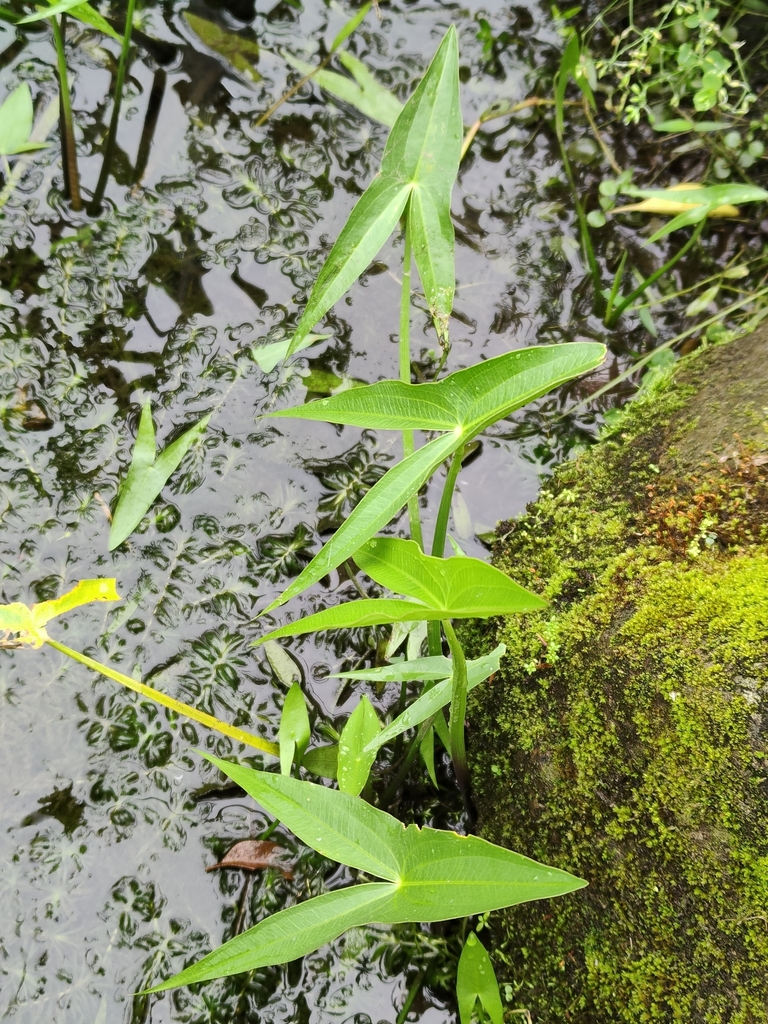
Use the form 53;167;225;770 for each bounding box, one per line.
611;183;739;218
0;579;120;648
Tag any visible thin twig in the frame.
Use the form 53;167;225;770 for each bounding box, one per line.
254;50;334;128
583;95;621;173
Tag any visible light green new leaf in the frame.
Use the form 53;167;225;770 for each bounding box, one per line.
457;932;503;1024
286;27;461;357
356;538;544;615
184;13;261;82
262;343;604;613
363;645;505;754
20;0;121;40
282;51;402;127
262;431;458;613
0;84;48;155
279;682;311;776
0;578;119;648
149;757;585;991
381;27;461;341
109;402;210;550
337;696;380;795
329;1;371;53
253;333;332;373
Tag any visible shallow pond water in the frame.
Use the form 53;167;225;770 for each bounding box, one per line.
0;1;708;1020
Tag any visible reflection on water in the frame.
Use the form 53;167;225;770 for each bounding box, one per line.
0;1;662;1020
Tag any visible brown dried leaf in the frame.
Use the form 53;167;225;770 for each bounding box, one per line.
206;840;294;878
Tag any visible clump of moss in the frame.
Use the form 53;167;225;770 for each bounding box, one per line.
468;330;768;1023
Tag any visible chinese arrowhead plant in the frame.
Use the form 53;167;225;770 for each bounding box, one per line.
0;22;606;1008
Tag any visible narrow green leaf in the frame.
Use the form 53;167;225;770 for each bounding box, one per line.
355;537;546;616
398;27;461;341
184;12;261;82
419;725;438;787
20;0;121;39
287;177;412;357
337;696;380;796
279;682;311;775
329;1;371;53
109;403;210;550
286;27;462;358
261;431;458;614
257;598;443;643
282;51;403;127
335;654;454;682
0;85;36;156
148;883;395;990
554;33;580;140
202;754;403;880
253;333;331;373
363;645;505;754
457;933;504;1024
685;283;720;316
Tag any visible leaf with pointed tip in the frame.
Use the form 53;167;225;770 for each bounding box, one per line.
279;682;311;775
362;645;505;754
457;932;503;1024
148;883;394;990
287;176;411;358
262;344;605;613
286;27;461;358
337;696;380;795
19;0;121;40
252;333;332;373
0;578;120;648
0;84;48;155
282;51;402;127
267;345;606;435
148;756;585;991
264;640;302;687
262;431;458;614
329;1;371;53
335;654;454;682
109;402;210;550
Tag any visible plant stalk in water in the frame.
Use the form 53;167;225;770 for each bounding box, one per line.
90;0;137;213
51;15;81;210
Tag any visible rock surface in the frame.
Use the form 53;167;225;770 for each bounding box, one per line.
467;329;768;1023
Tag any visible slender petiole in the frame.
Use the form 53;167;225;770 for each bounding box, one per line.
46;637;279;756
443;619;470;799
90;0;137;213
51;15;81;210
400;216;424;549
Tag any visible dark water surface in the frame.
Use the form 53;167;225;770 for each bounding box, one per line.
0;2;640;1020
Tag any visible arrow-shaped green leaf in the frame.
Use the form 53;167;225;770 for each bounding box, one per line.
109;402;210;550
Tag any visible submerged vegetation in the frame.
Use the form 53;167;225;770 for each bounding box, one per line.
1;0;767;1020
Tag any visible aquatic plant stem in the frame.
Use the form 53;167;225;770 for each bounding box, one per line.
443;619;470;799
431;444;465;557
51;15;81;210
89;0;137;213
605;219;706;326
400;219;424;549
45;637;280;757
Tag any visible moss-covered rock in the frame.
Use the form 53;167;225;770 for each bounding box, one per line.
467;328;768;1023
